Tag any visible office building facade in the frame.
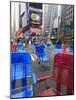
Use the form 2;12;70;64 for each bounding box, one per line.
43;4;58;36
60;5;74;44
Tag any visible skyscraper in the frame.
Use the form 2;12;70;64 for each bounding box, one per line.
11;2;19;39
43;4;58;35
60;5;74;44
49;5;58;34
65;5;74;25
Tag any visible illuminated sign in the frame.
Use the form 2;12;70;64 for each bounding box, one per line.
30;11;42;24
31;13;40;21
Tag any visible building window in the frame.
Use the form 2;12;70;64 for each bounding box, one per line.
71;10;72;14
71;15;72;19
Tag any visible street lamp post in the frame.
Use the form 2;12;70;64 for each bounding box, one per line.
58;16;60;39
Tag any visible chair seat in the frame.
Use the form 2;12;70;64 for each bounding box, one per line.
39;88;56;96
37;75;51;83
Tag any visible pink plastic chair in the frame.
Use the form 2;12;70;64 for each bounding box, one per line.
36;53;74;96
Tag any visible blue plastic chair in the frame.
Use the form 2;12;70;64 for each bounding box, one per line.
55;45;62;53
11;52;36;98
35;45;49;62
47;44;51;49
34;43;39;48
17;42;23;52
69;44;74;52
55;45;61;49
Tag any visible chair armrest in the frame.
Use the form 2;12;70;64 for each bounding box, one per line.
37;75;52;83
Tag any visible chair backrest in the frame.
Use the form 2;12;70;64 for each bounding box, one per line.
54;53;63;64
11;52;32;90
62;54;74;94
11;52;32;79
53;53;74;95
11;52;31;64
53;53;64;88
63;54;74;68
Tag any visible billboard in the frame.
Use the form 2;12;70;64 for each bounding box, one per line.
29;10;42;25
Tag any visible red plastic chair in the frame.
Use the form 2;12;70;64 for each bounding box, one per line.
11;42;17;52
36;53;74;96
37;53;64;82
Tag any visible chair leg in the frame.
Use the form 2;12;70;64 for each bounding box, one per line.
38;61;40;64
46;86;50;90
67;70;74;95
67;88;73;95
